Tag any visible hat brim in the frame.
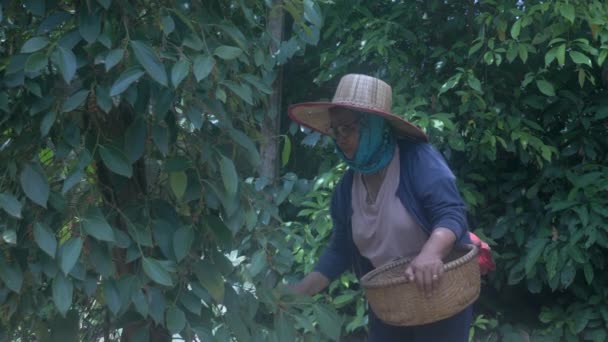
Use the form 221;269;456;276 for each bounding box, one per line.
288;101;428;142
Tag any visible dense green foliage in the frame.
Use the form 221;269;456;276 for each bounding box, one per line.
0;0;347;340
284;0;608;340
2;0;608;340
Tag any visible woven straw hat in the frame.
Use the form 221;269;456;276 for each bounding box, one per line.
288;74;428;142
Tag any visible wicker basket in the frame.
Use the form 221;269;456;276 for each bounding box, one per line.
360;244;480;326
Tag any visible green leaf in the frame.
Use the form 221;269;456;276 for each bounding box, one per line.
62;90;89;112
0;256;23;293
152;124;169;156
219;155;238;196
214;46;243;60
222;81;253;105
569;51;592;67
0;193;22;218
193;55;215;82
598;50;608;67
536;79;556;97
314;304;342;340
21;37;49;53
52;273;73;316
165;157;192;172
510;19;521;39
34;222;57;258
95;85;112;113
58;237;83;275
467;75;482;92
178;290;201;316
193;260;224;303
24;52;48;73
97;0;111;9
185;107;202;129
468;42;483;56
228;128;261;167
25;0;45;16
99;145;133;178
276;312;295;342
142;258;173;286
518;45;528;63
439;74;461;94
2;230;16;244
103;280;121;315
525;238;548;275
127;222;153;247
166;306;186;335
105;49;124;72
132;289;149;318
559;3;575;23
171;59;190;88
110;68;145;96
247;250;267;277
282;135;291;167
130;40;168;86
61;170;84;194
169;172;187;200
161;15;175;35
40;111;57;137
544;47;557;66
124;117;146;163
20;163;49;208
83;208;116;242
79;10;101;43
172;226;194;262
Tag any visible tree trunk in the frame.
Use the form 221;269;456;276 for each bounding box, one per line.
259;0;285;183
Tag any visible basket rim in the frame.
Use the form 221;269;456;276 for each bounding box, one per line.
360;244;479;288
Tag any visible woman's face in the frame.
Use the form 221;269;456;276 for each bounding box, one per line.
329;108;359;159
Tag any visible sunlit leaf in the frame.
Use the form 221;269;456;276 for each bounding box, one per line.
169;172;187;200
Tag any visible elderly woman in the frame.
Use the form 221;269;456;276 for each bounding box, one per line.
287;74;473;341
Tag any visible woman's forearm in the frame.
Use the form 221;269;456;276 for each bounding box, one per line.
419;227;457;259
289;271;330;296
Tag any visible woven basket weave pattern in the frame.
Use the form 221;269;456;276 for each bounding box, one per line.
361;245;480;326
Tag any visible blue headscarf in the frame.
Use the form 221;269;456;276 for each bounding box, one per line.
334;111;395;174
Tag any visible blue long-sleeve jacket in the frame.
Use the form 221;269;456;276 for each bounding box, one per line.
314;141;471;281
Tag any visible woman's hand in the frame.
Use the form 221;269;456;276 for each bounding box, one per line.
285;271;330;296
404;227;457;298
404;251;444;298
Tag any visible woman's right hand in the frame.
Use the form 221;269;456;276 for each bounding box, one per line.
286;272;330;296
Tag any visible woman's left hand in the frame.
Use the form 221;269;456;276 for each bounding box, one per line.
404;251;444;298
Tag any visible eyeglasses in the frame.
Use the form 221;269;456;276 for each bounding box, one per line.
328;119;360;138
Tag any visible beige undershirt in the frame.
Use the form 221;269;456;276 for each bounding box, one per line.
351;146;428;268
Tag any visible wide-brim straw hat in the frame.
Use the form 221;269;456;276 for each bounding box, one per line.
288;74;428;142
